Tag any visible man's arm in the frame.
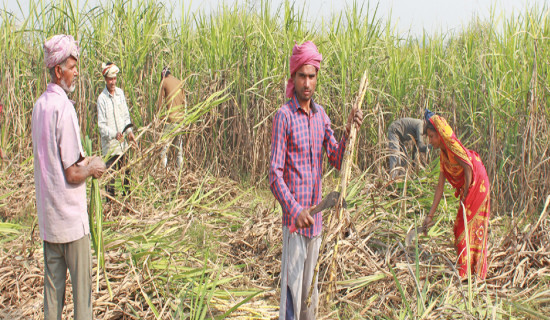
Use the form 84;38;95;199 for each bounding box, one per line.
323;107;363;170
269;110;303;229
58;102;105;183
121;92;133;133
322;112;347;170
120;93;137;144
416;121;428;152
65;156;106;184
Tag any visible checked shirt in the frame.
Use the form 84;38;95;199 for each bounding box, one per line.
269;94;347;238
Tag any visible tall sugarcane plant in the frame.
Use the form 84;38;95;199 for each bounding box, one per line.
84;135;113;299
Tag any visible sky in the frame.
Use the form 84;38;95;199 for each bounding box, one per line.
1;0;547;36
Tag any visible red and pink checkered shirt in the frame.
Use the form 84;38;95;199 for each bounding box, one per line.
269;95;347;238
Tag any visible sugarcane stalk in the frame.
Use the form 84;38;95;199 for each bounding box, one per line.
307;71;369;306
84;136;113;299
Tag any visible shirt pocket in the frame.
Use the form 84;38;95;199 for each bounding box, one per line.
288;117;309;160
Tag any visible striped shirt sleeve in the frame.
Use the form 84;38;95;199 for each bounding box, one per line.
322;110;347;170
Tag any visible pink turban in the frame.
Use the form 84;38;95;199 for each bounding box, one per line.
44;34;80;69
286;41;323;98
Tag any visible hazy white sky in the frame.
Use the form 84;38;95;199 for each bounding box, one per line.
192;0;546;36
1;0;547;36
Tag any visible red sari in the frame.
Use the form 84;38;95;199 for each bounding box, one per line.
429;115;490;280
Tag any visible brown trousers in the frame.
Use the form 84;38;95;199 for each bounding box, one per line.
43;235;92;320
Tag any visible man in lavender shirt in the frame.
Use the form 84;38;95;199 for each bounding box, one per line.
32;34;106;319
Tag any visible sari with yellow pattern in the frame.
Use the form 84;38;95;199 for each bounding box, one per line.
428;113;490;280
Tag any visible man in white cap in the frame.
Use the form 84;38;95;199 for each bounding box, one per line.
32;34;106;319
97;62;136;198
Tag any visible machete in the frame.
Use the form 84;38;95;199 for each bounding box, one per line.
122;123;134;134
289;191;346;232
405;220;436;247
310;191;346;215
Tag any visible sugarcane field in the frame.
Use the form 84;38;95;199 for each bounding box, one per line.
1;0;550;319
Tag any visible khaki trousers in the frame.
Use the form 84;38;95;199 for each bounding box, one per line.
279;226;321;320
43;235;92;320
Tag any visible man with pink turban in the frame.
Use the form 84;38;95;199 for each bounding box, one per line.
32;34;106;319
269;41;363;319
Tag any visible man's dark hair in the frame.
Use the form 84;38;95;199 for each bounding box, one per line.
161;66;171;81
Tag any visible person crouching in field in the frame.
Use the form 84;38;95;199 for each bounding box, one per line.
387;117;430;179
32;34;106;319
269;41;363;320
422;109;490;280
157;66;187;169
97;62;136;199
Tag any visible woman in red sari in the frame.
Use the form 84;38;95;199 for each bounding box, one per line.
422;110;490;280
